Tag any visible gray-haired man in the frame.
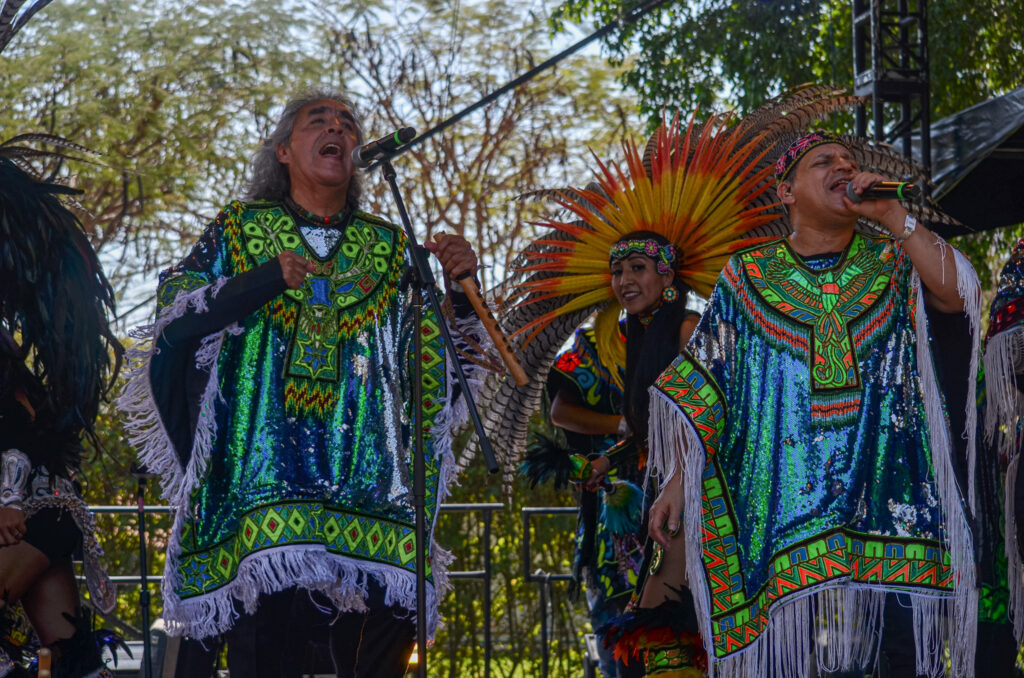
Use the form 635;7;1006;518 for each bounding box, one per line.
122;89;486;677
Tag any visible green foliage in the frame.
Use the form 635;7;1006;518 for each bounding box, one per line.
317;0;639;286
550;0;1024;292
550;0;1024;122
0;0;319;296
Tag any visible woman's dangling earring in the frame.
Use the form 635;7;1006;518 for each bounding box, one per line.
662;286;678;303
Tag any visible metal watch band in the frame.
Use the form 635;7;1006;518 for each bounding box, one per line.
896;214;918;242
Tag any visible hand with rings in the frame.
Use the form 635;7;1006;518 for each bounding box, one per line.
278;251;315;290
0;506;27;546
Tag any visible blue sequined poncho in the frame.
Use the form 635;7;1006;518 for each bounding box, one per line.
120;200;487;638
647;233;980;677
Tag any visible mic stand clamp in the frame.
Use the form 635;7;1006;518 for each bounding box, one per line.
377;156;498;678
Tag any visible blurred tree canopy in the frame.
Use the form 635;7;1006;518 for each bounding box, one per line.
0;0;320;301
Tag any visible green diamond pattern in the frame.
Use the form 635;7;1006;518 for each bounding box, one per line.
323;515;341;543
397;532;417;565
261;508;287;542
365;522;385;557
287;507;307;536
344;518;365;551
215;548;236;579
241;516;260;550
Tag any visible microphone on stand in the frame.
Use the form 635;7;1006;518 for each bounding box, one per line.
846;181;921;203
351;127;417;168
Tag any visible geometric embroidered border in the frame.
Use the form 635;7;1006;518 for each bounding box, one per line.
157;271;209;309
655;350;726;458
176;500;433;599
706;524;953;659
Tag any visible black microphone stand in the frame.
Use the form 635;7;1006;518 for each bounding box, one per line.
377;156;498;678
130;463;156;678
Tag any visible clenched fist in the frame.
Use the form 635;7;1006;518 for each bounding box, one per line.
278;251;315;290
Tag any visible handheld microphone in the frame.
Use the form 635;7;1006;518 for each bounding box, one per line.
351;127;417;168
845;181;921;203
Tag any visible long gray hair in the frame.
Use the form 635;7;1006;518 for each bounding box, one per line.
245;88;365;209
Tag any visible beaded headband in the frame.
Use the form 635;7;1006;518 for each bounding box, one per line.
609;239;676;275
775;131;849;183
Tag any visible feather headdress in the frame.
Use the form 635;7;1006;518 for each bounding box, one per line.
0;0;54;54
462;85;964;482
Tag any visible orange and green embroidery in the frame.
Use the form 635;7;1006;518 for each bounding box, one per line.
740;235;894;393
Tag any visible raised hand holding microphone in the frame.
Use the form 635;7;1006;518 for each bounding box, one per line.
845;180;921;203
843;171;918;241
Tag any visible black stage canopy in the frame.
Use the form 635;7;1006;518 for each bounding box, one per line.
915;85;1024;237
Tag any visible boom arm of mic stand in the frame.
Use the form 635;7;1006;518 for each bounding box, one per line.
378;157;499;474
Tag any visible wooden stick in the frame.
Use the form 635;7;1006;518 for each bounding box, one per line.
37;648;51;677
432;235;529;386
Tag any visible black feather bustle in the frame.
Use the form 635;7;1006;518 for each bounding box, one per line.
0;156;122;473
520;432;578;490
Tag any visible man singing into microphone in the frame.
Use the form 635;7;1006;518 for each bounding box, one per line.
120;89;490;677
644;130;982;677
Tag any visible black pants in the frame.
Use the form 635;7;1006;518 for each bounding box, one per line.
824;593;967;678
223;583;415;678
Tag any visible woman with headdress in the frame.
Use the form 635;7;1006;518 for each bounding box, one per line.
491;103;791;674
524;231;701;677
0;151;121;677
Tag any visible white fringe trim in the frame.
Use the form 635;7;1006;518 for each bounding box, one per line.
116;278;232;507
952;247;983;515
912;265;979;677
984;327;1024;459
1006;454;1024;641
160;540;445;640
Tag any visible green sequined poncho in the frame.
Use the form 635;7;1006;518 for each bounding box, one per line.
120;200;488;638
647;233;981;677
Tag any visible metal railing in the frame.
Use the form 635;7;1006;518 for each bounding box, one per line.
85;501;511;677
521;506;578;678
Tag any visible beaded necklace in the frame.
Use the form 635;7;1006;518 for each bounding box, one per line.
285;197;350;227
